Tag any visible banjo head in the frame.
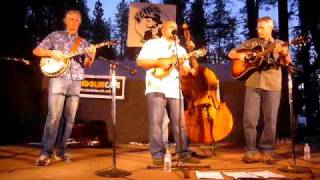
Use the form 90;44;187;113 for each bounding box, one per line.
40;58;69;77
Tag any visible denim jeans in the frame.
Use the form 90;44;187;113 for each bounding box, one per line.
243;87;281;153
41;77;81;157
147;93;190;159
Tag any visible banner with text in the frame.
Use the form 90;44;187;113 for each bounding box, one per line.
80;75;126;99
127;2;176;47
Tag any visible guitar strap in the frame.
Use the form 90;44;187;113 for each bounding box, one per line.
71;36;83;53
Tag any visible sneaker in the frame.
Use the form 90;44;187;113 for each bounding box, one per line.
261;152;276;165
183;156;200;164
35;155;51;166
152;158;164;165
242;151;261;163
56;153;73;163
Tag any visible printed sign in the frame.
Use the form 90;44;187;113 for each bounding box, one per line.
127;2;176;47
80;75;126;99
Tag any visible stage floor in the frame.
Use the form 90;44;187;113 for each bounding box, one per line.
0;143;319;180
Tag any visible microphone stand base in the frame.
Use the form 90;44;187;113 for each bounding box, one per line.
278;165;312;174
96;168;132;178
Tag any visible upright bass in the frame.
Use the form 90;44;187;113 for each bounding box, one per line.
181;23;233;145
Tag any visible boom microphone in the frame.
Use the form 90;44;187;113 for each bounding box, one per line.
0;57;30;65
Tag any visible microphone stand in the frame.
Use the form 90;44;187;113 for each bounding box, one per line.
95;56;134;178
278;67;311;174
173;35;190;178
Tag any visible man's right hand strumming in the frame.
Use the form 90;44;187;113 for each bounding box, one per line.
49;50;65;61
33;47;65;61
156;56;177;69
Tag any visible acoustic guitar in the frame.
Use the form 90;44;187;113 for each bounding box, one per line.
40;40;117;77
151;48;207;79
230;36;306;81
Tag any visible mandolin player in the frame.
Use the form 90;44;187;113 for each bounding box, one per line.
33;10;96;166
228;16;291;164
137;21;200;165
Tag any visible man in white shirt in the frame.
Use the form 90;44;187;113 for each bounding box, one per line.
137;21;200;165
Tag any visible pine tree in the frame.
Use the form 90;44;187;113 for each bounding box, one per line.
206;0;237;64
294;0;320;133
66;0;92;39
114;0;129;59
163;0;189;36
92;0;115;59
188;0;206;48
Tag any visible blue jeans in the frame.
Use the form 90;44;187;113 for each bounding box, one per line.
40;77;81;157
243;87;281;153
147;93;190;159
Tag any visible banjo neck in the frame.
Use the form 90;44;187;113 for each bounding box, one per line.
64;40;117;59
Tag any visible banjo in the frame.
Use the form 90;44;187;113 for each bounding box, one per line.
40;40;116;77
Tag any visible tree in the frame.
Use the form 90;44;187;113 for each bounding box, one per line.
92;0;115;59
114;0;129;59
188;0;206;49
63;0;92;39
205;0;237;64
163;0;189;37
294;0;320;134
278;0;289;41
0;0;43;144
246;0;259;38
275;0;291;140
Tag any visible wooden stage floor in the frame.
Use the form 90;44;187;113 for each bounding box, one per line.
0;143;319;180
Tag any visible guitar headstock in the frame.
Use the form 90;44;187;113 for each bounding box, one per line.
290;35;309;47
192;48;208;58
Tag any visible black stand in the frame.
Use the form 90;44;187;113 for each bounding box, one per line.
278;68;311;174
95;57;135;178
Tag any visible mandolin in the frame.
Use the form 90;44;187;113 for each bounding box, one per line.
151;48;207;79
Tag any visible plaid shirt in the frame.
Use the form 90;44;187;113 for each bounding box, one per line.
36;31;90;80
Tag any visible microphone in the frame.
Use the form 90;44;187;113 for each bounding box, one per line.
20;58;31;65
0;57;30;65
171;29;178;38
98;56;137;76
130;69;137;76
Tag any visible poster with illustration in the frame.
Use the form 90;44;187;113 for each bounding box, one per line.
127;2;176;47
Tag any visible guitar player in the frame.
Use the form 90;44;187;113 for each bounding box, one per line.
33;10;96;166
228;16;291;164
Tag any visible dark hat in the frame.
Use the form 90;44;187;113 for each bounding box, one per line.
144;13;162;25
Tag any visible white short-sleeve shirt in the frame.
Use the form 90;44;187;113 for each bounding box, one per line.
137;37;190;99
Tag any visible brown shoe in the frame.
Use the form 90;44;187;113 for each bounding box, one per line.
242;151;261;163
56;153;73;163
261;152;276;165
35;155;51;166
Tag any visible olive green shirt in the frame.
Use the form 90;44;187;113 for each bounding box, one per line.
236;38;284;91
